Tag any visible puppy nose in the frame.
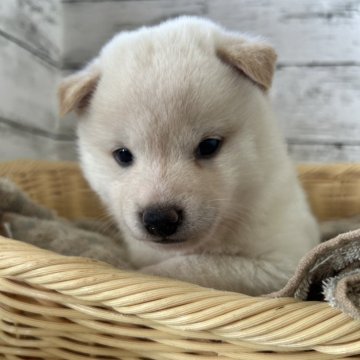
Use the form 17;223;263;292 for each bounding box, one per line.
142;207;182;237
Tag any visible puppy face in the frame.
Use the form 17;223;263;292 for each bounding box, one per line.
60;17;277;251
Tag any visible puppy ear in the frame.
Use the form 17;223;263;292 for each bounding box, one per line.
217;40;277;90
58;60;100;117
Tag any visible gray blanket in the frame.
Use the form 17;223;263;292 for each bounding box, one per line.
269;229;360;320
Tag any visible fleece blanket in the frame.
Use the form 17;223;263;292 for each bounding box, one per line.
0;178;130;269
269;229;360;320
0;177;360;319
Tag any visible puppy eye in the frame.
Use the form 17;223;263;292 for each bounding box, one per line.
113;148;134;167
195;138;222;159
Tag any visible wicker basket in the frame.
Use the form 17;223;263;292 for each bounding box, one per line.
0;160;360;359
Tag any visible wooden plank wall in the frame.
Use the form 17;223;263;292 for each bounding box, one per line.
0;0;76;160
1;0;359;162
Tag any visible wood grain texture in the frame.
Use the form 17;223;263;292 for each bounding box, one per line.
0;0;65;162
0;0;61;65
0;36;59;132
0;121;76;161
62;0;206;67
272;66;360;143
288;143;360;163
207;0;360;64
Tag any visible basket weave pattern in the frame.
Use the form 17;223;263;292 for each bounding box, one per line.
0;160;359;359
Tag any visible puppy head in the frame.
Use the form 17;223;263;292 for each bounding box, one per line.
59;17;277;250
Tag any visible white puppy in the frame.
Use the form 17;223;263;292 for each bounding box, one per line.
59;17;319;295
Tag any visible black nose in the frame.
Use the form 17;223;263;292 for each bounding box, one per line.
142;207;182;237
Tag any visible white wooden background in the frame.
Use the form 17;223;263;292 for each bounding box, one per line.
1;0;359;162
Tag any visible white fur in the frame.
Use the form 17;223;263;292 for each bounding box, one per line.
70;17;319;295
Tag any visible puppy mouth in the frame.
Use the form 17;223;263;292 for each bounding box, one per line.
153;237;187;244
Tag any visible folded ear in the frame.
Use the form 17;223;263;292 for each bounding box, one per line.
58;60;100;117
217;39;277;91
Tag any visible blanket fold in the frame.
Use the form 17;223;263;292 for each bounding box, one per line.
0;178;131;269
269;229;360;320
